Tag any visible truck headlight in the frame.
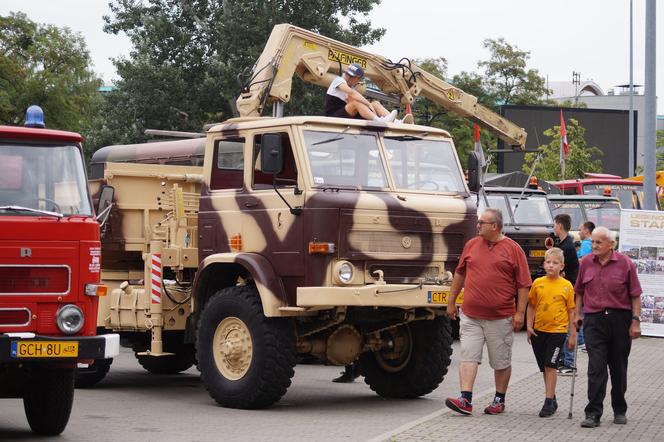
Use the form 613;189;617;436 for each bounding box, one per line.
56;304;84;335
333;261;354;285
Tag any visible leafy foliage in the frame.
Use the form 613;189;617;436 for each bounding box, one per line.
0;12;101;131
522;118;603;181
93;0;385;151
411;39;549;169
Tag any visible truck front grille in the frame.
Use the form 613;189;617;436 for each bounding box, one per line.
0;266;70;295
346;230;464;257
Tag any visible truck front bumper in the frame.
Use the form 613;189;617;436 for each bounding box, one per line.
0;333;120;362
297;283;458;308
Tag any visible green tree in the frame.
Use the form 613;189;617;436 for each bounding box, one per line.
94;0;385;150
0;12;101;131
522;118;603;181
478;38;550;107
657;130;664;170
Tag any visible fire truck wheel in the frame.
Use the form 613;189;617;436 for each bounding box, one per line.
135;344;196;374
196;284;296;409
75;358;113;388
23;367;75;436
358;316;453;398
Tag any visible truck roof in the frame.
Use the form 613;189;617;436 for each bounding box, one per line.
206;116;452;137
548;194;620;203
482;186;548;196
0;125;83;143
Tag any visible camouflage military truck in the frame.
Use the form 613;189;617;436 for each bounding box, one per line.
88;117;476;408
82;23;528;409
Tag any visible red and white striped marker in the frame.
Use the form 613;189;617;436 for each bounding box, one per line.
151;253;162;304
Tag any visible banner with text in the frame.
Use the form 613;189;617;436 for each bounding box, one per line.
619;209;664;337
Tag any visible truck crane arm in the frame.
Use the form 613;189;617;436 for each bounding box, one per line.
236;23;526;149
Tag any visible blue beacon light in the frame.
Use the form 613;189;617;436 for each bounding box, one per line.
25;105;46;128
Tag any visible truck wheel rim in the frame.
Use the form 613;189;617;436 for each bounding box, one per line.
375;326;412;373
213;316;253;380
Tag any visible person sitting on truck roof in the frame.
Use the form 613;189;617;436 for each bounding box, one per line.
325;63;411;123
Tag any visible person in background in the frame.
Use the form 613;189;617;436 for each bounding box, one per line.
577;221;596;259
553;213;580;374
445;208;531;416
575;227;642;428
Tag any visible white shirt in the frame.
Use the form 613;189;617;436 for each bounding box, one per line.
326;76;349;102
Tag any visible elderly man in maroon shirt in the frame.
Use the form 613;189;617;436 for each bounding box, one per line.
575;226;642;428
445;208;531;416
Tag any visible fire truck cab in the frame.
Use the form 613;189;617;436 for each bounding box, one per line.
0;107;119;436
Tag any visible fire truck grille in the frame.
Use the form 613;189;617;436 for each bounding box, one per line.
0;266;70;295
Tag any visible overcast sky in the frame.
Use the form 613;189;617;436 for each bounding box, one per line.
1;0;661;112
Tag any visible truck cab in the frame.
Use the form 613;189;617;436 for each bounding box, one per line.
0;108;119;435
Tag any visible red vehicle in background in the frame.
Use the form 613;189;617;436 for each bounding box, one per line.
0;106;119;435
552;173;660;210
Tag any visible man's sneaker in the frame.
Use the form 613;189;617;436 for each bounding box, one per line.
581;416;601;428
484;399;505;415
614;414;627;424
445;397;472;415
558;366;576;376
539;400;557;417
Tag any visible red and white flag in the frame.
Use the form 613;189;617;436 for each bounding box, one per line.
473;124;487;168
559;109;569;167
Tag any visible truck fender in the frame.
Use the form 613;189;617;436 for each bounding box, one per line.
193;252;286;317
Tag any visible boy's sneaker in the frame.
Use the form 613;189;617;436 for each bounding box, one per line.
539;400;557;417
558;366;576;376
445;397;472;415
381;109;398;122
484;399;505;415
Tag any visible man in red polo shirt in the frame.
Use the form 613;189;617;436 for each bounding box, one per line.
445;208;531;415
575;226;642;428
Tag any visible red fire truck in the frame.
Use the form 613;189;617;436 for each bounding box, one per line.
0;106;119;435
551;172;659;210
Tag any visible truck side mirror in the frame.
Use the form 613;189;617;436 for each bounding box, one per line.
261;133;283;174
467;151;481;192
96;185;115;226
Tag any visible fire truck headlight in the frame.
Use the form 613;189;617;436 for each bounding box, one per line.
56;304;84;335
333;261;354;285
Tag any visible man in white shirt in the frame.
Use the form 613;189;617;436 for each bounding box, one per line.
325;63;402;122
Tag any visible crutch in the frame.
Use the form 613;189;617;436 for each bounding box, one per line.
567;324;581;419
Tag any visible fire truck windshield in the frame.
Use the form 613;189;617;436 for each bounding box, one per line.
0;144;92;216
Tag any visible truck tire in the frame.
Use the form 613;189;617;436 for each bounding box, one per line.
23;368;75;436
196;284;296;409
135;344;196;374
75;358;113;388
358;316;453;398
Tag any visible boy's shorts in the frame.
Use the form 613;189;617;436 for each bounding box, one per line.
459;311;514;370
530;331;566;372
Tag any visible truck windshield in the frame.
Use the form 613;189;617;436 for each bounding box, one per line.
0;144;92;216
303;131;388;189
583;184;643;210
585;201;621;230
508;195;553;225
550;201;585;228
383;137;466;193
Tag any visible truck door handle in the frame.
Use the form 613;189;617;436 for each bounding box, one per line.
244;202;257;208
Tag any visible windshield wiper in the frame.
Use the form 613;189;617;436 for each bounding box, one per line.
311;126;351;146
385;135;423;141
0;205;64;218
317;184;360;192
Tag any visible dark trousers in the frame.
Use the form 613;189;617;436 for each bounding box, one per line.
583;309;632;419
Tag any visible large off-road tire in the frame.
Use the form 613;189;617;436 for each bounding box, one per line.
23;368;75;436
75;358;113;388
135;343;196;374
196;284;296;409
358;316;453;398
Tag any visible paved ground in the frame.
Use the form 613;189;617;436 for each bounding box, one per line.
376;337;664;442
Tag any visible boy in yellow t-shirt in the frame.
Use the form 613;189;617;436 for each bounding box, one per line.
526;247;576;418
